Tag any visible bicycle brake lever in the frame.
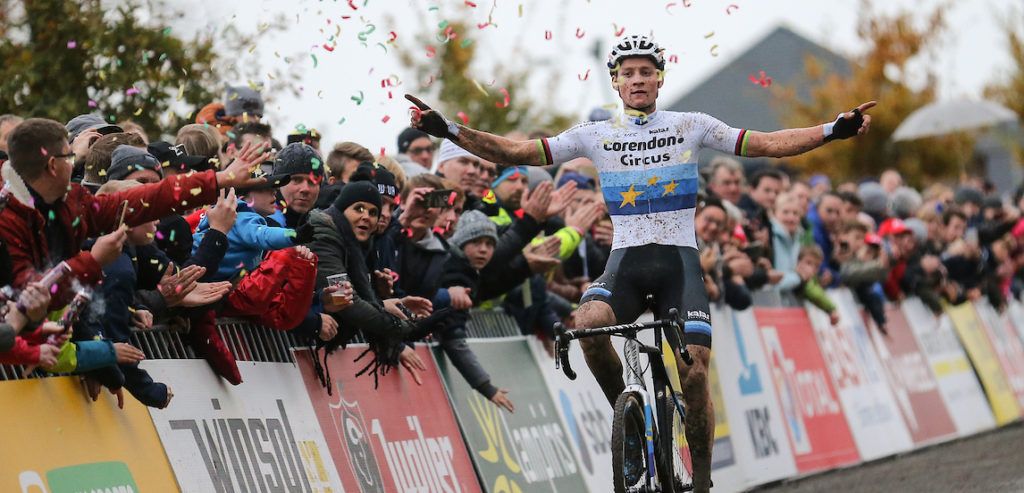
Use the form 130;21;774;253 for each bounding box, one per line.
553;323;577;380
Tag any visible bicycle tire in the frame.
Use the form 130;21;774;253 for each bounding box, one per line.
612;392;649;493
656;389;694;492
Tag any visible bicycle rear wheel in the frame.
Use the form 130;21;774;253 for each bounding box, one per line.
612;392;649;493
656;390;694;492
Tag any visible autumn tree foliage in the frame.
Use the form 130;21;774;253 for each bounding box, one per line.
775;1;972;185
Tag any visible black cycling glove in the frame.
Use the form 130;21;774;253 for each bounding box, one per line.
405;94;461;141
823;108;864;142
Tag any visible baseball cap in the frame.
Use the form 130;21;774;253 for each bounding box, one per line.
106;145;163;182
147;141;211;173
877;218;909;236
66;114;122;142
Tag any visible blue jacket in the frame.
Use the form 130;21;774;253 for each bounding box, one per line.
807;203;840;287
193;200;295;281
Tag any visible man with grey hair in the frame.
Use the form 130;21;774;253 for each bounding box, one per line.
889;186;922;219
707;156;744;205
0;114;23;154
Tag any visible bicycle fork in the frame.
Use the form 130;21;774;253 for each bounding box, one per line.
623;336;658;490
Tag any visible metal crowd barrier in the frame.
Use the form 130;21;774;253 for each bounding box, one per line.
0;308;524;381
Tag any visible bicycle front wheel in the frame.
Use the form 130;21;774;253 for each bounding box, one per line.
612;392;650;493
656;390;694;492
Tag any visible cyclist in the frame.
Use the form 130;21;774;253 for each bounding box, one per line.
407;33;874;493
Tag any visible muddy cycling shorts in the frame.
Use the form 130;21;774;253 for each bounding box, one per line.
580;244;712;349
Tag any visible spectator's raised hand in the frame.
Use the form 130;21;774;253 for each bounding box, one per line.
399;345;426;386
399;187;435;225
19;282;51;324
491;388;515;414
448;287;473;310
37;344;59;367
565;200;605;233
71;129;101;159
37;322;68;347
91;225;128;267
159;265;205;306
216;140;273;189
521;181;553;222
293;245;315;261
318;313;338;342
207;188;238;234
593;218;614;247
547;181;577;218
400;296;433;317
130;309;153;330
180;281;231;307
524;236;561;274
372;269;395;298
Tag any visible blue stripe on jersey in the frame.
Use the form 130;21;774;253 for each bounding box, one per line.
602;177;699;216
598;163;698;188
685;321;712;336
582;287;612;299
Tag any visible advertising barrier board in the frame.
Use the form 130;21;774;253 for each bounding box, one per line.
435;337;588;493
902;298;996;436
0;376;179;493
973;301;1024;410
709;306;797;489
294;346;481;493
810;291;914;460
528;337;614;493
872;305;957;444
143;360;344;492
754;308;860;473
946;302;1023;425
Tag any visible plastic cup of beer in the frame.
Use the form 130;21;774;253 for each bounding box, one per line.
326;273;350;303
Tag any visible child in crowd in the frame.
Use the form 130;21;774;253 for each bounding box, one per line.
796;244;841;325
435;210;515;413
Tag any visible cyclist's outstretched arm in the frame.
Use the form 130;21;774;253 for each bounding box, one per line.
743;101;876;158
406;94;543;166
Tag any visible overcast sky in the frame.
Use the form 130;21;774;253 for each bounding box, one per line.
173;0;1019;153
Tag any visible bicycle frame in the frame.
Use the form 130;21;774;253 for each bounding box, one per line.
555;309;693;491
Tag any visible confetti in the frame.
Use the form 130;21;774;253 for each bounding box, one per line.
426;46;436;57
710;44;719;57
40;147;48;156
351;91;364;104
88;100;97;107
176;84;184;101
125;88;139;96
382;115;391;123
161;27;172;35
456;112;469;124
323;44;335;52
67;41;76;48
190;187;202;196
575;28;585;39
72;217;80;227
478;22;492;29
578;69;590;81
749;71;771;87
704;31;715;39
545;31;552;40
338;117;346;125
666;2;677;13
388;31;397;42
460;38;473;48
726;4;739;14
421;74;435;87
495;88;510;108
613;24;626;36
668;54;679;63
465;0;477;5
311;53;318;67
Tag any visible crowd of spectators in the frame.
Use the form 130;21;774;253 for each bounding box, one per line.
1;84;1022;413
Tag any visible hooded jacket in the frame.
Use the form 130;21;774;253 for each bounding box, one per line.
192;200;295;281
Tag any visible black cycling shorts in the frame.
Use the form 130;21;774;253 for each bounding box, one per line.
580;244;712;349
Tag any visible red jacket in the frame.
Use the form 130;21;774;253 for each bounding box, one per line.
0;164;220;364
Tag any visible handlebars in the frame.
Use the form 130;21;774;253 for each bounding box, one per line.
553;308;694;380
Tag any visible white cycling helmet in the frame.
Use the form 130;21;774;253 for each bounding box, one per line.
607;34;665;75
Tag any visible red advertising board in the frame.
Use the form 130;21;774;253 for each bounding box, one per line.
876;306;957;444
754;308;860;473
295;345;482;493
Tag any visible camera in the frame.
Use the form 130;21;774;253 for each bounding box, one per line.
421;189;455;209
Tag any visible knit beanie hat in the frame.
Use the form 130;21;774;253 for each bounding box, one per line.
349;161;398;198
106;145;163;181
492;165;529;188
903;218;928;245
273;143;324;178
858;181;888;216
397;127;430;154
450;210;498;249
435;140;480;171
953;186;984;207
333;181;382;213
888;186;922;219
223;83;264;117
557;171;597;191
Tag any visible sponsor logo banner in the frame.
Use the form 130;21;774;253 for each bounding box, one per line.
142;360;344;492
0;376;177;492
710;305;797;488
873;305;957;444
812;290;914;459
294;345;480;493
946;302;1023;425
754;308;860;473
972;302;1024;410
435;338;588;492
902;298;996;436
528;338;614;493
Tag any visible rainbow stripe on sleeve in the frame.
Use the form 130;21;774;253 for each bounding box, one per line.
735;129;750;157
537;139;553;166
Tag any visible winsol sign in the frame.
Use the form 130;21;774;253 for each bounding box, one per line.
294;346;481;493
810;291;914;460
143;360;344;492
754;308;860;473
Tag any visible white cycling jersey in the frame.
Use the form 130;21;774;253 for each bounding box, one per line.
541;110;748;250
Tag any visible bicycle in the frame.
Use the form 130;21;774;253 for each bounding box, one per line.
554;302;697;493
